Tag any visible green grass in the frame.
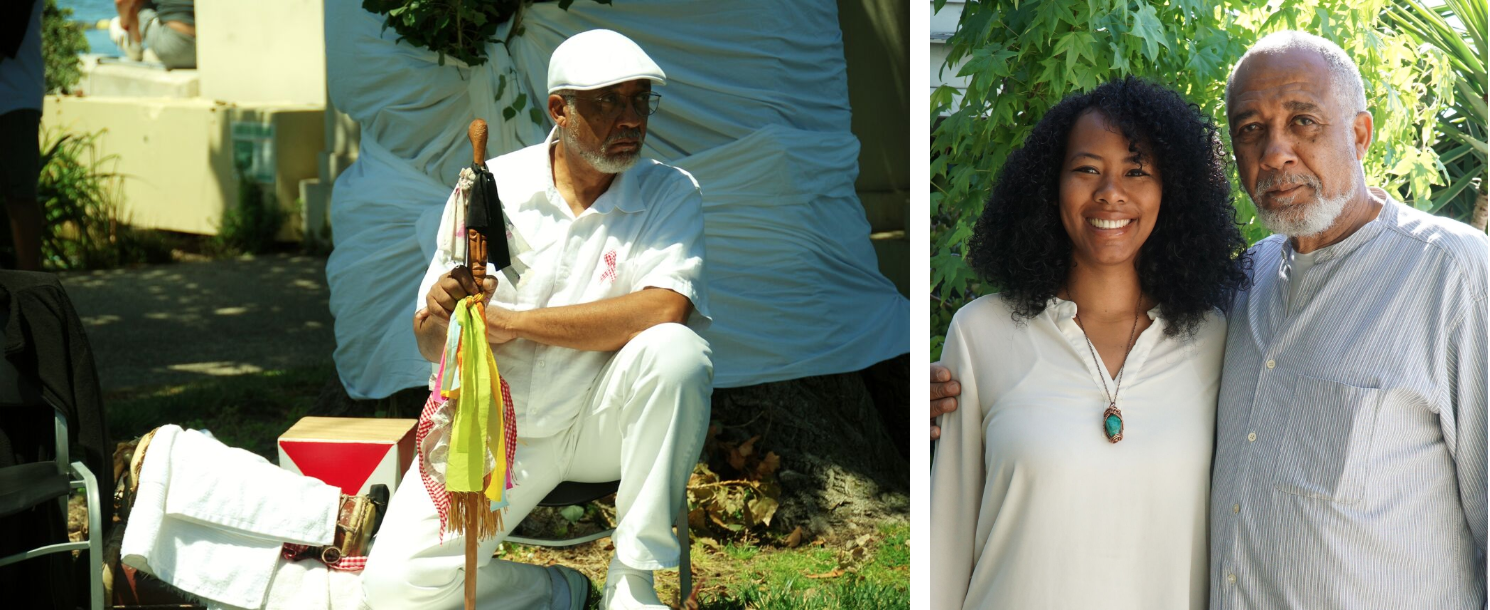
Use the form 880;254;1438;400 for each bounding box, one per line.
105;364;337;459
722;541;761;561
858;522;910;588
693;522;910;609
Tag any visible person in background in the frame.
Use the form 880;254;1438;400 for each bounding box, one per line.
0;0;44;271
110;0;195;69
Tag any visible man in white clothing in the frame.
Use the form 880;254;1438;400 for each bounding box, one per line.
362;30;713;610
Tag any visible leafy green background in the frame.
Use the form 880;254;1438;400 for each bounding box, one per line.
930;0;1484;359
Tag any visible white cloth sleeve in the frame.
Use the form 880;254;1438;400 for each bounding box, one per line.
1443;294;1488;561
930;307;987;610
628;174;711;330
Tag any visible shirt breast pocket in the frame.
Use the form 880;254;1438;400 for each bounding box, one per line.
1271;374;1381;505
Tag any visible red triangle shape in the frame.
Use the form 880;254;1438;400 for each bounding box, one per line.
280;441;391;495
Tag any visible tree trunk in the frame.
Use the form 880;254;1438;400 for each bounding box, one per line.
709;367;910;543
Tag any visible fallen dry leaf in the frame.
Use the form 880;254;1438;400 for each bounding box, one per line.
784;525;804;548
805;568;846;579
680;579;703;610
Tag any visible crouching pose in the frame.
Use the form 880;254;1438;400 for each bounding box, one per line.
362;30;713;610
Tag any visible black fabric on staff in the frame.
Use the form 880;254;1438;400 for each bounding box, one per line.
467;163;511;273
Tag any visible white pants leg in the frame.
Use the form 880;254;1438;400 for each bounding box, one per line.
362;434;567;610
361;323;712;608
564;323;713;570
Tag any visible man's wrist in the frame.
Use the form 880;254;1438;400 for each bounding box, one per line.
503;308;527;341
485;304;525;341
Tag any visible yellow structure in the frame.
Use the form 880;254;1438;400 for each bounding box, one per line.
41;0;328;240
41;97;322;237
196;0;327;106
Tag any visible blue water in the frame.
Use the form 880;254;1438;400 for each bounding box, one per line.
59;0;122;57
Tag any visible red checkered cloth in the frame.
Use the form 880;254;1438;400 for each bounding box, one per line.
416;391;452;538
280;544;368;572
600;249;618;283
417;378;517;542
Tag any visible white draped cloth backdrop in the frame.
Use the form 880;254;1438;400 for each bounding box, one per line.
325;0;909;399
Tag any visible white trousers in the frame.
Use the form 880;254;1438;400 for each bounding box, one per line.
361;323;712;610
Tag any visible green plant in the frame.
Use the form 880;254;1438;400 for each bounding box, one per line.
211;176;284;256
1386;0;1487;228
930;0;1456;359
40;0;87;94
36;127;172;269
361;0;612;68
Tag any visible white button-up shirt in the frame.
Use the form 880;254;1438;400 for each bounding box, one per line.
417;129;710;439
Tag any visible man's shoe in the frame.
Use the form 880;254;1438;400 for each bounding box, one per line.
602;556;669;610
548;565;590;610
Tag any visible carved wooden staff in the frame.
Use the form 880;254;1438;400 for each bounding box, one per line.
463;119;487;610
454;118;513;610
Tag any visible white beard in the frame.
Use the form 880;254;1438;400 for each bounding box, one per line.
1250;174;1355;238
561;126;641;174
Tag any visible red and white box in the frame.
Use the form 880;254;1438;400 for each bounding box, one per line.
278;417;417;496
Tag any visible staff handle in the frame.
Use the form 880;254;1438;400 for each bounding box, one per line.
467;119;489;286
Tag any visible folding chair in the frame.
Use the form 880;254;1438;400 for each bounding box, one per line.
506;480;693;596
0;361;104;610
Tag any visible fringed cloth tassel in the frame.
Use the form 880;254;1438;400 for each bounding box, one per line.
417;293;517;543
447;491;505;539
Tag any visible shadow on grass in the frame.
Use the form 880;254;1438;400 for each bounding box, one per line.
104;363;341;459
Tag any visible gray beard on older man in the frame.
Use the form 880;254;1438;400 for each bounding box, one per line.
562;125;644;174
1249;171;1353;237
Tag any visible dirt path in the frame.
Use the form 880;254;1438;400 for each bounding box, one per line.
58;253;336;392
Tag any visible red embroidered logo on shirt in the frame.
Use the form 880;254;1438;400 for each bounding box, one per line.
600;250;618;284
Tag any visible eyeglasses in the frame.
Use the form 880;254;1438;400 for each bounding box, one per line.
564;91;662;119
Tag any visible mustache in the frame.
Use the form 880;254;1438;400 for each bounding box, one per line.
604;128;644;149
1254;172;1322;195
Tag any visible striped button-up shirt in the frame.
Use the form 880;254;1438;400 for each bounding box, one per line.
1211;190;1488;609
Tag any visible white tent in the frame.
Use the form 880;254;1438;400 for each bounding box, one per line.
325;0;908;399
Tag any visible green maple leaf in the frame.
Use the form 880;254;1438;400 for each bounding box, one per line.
1128;4;1170;62
1054;31;1097;74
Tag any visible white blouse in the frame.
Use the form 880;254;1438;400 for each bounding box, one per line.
930;294;1226;610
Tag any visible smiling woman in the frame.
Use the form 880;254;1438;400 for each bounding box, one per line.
929;77;1252;610
966;76;1249;340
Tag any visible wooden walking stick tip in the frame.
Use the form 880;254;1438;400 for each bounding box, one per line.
469;119;489;166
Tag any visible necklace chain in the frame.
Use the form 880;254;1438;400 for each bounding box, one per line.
1072;294;1143;406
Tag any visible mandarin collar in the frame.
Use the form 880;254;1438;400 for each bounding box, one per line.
1277;186;1393;264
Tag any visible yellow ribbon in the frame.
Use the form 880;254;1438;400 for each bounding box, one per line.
446;296;497;493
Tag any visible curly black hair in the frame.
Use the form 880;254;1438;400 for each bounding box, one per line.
968;76;1250;337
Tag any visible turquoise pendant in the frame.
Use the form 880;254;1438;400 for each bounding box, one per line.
1102;403;1124;443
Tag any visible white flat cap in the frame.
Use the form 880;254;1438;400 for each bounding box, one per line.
547;29;665;93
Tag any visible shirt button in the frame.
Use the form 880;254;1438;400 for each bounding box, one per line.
1266;359;1276;369
536;360;545;368
1247;432;1257;442
1232;503;1240;513
1227;574;1237;584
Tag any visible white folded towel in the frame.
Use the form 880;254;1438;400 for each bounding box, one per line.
206;557;368;610
121;425;342;609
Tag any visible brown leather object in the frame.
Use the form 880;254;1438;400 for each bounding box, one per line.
331;492;378;559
